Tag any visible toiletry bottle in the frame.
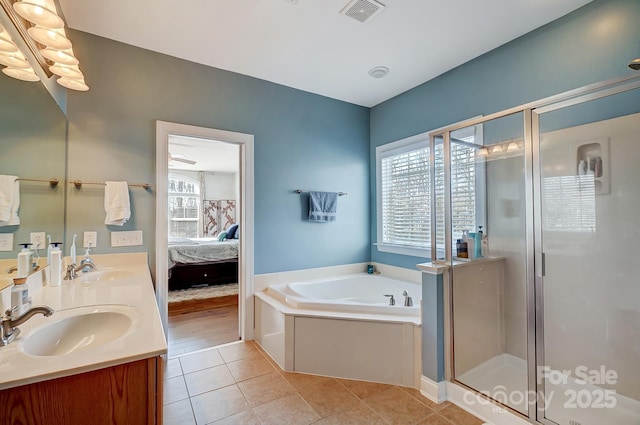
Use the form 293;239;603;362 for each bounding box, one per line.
578;160;587;176
10;277;29;316
17;243;33;278
80;247;94;273
70;234;77;265
456;239;468;258
46;235;52;265
468;233;476;259
49;242;63;287
474;229;482;258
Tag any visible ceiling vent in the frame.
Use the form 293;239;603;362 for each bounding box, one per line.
340;0;385;24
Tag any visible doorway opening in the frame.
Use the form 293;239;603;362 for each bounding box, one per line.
155;121;254;358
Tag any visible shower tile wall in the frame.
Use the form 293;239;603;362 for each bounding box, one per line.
486;156;528;361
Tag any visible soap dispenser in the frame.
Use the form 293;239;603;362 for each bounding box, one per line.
80;246;94;273
17;243;33;278
10;277;29;316
49;242;63;287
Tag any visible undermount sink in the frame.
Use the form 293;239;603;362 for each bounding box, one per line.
77;269;135;283
22;306;138;357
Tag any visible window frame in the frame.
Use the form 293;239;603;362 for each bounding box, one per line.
375;132;431;258
168;173;201;239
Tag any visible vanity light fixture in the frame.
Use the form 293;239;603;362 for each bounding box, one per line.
12;0;63;29
630;58;640;71
0;0;89;90
2;65;38;80
507;142;518;152
491;145;503;154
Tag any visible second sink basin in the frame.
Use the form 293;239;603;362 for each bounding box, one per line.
77;269;135;283
22;305;138;357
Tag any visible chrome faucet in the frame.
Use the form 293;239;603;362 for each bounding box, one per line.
402;290;413;307
6;266;17;274
64;263;95;280
384;294;395;306
1;305;54;346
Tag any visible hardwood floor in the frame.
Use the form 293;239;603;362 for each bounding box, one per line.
167;298;239;358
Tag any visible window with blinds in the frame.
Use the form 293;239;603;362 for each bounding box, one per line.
168;174;201;238
376;130;481;258
380;143;430;248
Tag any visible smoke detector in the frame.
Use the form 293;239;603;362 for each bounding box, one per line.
368;66;389;79
340;0;386;24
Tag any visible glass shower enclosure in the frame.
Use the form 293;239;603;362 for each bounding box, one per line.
435;76;640;425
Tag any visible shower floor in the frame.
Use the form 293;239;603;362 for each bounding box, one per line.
457;353;640;425
457;353;528;413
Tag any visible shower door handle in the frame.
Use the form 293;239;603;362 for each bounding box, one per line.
535;252;546;277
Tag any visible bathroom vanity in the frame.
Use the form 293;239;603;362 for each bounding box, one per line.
0;253;167;425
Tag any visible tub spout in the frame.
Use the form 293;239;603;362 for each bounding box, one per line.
402;290;413;307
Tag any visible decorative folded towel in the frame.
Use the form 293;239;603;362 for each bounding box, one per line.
0;175;19;226
104;181;130;226
308;191;338;222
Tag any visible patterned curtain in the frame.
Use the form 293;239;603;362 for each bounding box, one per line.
203;200;236;236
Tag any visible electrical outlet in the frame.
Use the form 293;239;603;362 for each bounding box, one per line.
111;230;143;247
0;234;13;252
83;231;97;248
30;232;46;250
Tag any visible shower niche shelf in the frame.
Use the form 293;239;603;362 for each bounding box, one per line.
576;137;609;195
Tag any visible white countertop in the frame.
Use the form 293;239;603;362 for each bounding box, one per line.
0;253;167;390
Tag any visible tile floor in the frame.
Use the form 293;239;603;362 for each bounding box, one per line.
163;341;484;425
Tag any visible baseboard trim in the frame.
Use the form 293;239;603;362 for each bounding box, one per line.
420;376;447;404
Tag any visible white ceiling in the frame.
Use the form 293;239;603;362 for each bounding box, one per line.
168;135;239;173
58;0;592;107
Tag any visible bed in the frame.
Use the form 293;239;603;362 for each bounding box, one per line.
168;236;239;291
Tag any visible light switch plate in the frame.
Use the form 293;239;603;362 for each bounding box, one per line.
111;230;143;247
0;234;13;251
83;231;97;248
30;232;46;250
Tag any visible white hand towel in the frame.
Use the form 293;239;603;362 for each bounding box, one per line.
0;175;19;226
104;181;130;226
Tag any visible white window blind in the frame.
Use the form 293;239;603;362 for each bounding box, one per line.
380;144;430;248
450;140;477;242
168;174;201;238
377;129;480;258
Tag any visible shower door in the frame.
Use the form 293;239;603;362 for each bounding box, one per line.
534;87;640;425
448;111;533;416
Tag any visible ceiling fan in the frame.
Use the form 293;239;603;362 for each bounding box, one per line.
168;152;197;165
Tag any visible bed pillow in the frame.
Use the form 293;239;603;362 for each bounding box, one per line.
226;224;239;239
217;231;227;242
234;227;239;239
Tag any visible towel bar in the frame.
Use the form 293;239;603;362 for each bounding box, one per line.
294;189;347;196
70;180;152;190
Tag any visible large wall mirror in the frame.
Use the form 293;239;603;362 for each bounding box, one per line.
0;74;66;260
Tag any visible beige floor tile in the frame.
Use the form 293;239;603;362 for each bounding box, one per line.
179;347;225;374
227;355;274;382
364;387;434;425
252;393;320;425
438;404;483;425
210;409;260;425
280;371;334;391
397;386;443;410
219;341;263;363
298;379;360;418
416;412;454;425
190;385;250;424
184;364;235;396
164;358;183;380
164;376;189;405
238;371;296;407
163;399;195;425
312;400;387;425
336;378;394;400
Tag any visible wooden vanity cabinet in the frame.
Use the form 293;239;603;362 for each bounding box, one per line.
0;356;163;425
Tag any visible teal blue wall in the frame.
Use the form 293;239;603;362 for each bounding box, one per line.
65;31;370;277
370;0;640;269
